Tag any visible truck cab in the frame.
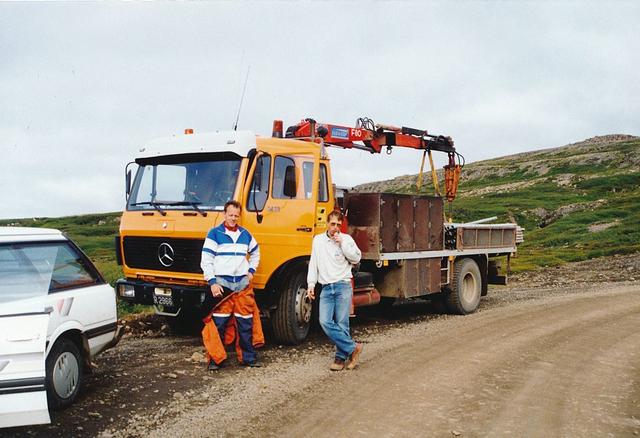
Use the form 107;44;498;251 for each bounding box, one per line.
116;130;333;343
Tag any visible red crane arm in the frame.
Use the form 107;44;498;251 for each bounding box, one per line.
284;118;456;155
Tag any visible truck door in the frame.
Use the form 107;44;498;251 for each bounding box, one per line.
243;153;318;287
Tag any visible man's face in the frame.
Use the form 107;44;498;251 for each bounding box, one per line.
224;205;241;228
327;216;342;237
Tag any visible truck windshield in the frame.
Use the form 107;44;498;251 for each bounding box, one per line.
128;159;241;212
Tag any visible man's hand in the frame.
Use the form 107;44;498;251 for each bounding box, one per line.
210;284;223;297
330;232;342;244
247;272;254;283
306;287;315;300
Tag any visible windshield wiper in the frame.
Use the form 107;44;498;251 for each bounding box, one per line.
130;201;167;216
162;201;208;217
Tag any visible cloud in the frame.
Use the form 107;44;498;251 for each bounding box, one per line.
0;1;638;219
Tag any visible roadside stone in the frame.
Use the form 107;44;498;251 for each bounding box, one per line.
191;352;205;362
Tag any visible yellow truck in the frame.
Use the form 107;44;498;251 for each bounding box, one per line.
115;118;521;344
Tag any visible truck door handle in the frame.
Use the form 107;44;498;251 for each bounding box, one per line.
296;226;313;232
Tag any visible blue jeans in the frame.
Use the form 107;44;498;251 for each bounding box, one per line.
319;280;356;361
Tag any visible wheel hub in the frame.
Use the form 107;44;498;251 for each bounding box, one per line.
52;351;79;399
294;285;312;328
461;273;478;303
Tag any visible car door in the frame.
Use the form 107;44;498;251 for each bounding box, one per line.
0;303;51;428
44;241;117;356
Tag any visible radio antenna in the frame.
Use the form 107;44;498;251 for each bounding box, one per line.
233;66;250;131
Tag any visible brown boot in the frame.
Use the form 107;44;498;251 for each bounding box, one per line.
346;343;363;370
329;358;345;371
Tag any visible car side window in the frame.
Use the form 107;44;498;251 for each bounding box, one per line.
48;244;99;292
20;243;99;293
247;155;271;212
0;244;46;303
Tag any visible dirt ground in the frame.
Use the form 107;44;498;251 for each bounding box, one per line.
5;253;640;437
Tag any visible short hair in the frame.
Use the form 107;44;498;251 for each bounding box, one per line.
224;200;242;212
327;210;343;222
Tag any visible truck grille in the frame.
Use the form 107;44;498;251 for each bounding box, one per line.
122;237;205;274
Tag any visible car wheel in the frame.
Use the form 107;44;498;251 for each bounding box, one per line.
46;337;83;410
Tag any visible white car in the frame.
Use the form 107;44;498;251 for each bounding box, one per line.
0;227;121;428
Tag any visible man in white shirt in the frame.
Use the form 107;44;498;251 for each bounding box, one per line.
307;210;363;371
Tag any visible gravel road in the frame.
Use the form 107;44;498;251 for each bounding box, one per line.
7;255;640;437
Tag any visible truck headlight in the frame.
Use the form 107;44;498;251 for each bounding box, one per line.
118;284;135;298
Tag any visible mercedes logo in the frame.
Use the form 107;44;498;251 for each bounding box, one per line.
158;243;175;267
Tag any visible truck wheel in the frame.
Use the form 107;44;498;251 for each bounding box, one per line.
46;337;83;411
271;268;312;345
446;258;482;315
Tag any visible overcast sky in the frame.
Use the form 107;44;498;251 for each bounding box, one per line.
1;1;638;220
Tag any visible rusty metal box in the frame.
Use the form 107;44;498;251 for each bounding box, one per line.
375;258;442;298
345;192;444;259
456;225;517;250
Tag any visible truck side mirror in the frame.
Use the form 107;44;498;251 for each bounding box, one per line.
283;165;297;198
125;169;132;199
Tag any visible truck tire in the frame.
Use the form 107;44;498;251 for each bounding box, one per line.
271;268;312;345
46;337;83;411
446;258;482;315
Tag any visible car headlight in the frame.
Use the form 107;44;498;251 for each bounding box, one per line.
118;284;135;298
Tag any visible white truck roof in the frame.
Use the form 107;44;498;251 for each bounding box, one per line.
0;227;65;243
137;130;258;160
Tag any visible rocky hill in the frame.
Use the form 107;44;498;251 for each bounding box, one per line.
355;134;639;193
355;134;640;271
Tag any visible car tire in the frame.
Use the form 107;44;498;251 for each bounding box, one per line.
46;337;83;411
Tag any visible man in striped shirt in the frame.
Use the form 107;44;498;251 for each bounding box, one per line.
200;200;262;370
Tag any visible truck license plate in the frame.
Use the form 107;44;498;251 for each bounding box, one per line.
153;288;173;306
153;295;173;306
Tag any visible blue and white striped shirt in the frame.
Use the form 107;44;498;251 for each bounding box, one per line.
200;223;260;287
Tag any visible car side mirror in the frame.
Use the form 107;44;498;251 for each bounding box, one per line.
283;165;297;198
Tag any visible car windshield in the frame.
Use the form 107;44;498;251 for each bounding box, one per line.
128;159;241;212
0;243;58;304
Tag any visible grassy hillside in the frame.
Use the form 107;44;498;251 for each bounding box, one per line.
356;134;640;272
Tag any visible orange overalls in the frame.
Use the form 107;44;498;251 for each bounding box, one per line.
201;285;264;365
